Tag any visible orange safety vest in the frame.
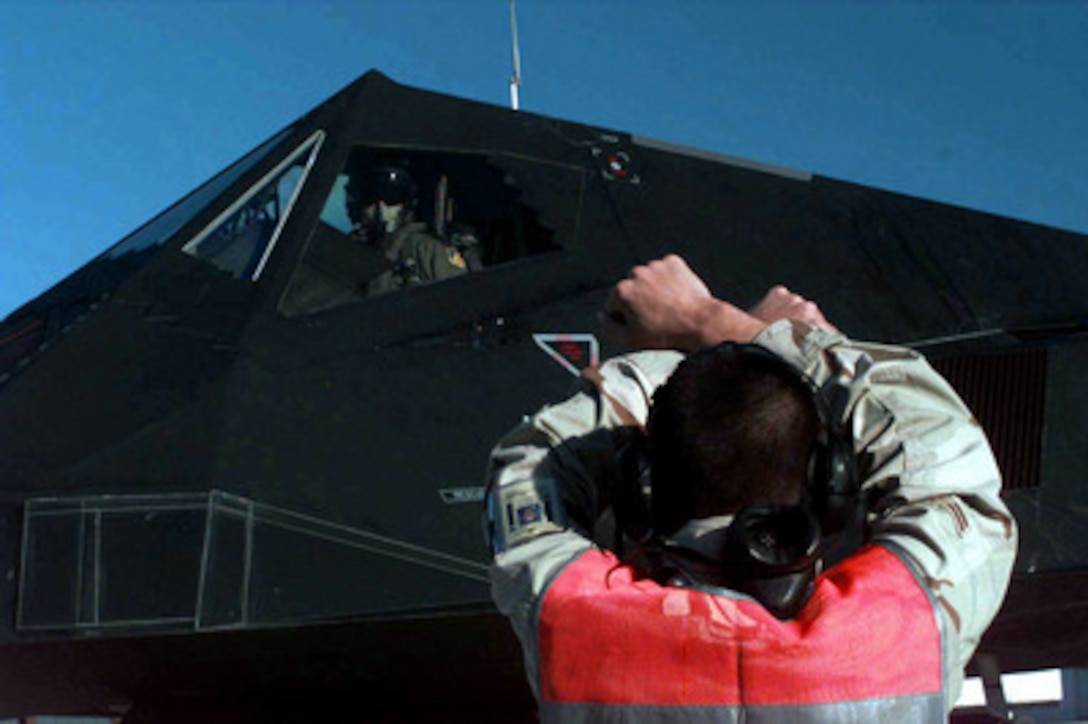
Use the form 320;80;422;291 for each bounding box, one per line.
536;544;946;721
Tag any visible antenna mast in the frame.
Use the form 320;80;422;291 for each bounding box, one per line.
509;0;522;110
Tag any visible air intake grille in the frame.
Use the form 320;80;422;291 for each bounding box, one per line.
931;348;1047;491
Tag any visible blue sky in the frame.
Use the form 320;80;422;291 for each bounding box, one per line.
1;1;1086;319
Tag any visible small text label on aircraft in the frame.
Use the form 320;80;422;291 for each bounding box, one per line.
533;333;600;376
439;487;486;505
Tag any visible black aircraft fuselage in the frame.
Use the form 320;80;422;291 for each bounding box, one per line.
1;70;1087;720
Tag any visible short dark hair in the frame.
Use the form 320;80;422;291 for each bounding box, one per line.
647;345;820;536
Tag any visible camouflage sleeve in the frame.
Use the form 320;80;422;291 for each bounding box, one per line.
486;350;683;550
755;320;1018;708
485;351;684;698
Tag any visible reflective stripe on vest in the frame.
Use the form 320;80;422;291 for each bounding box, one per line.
536;544;944;719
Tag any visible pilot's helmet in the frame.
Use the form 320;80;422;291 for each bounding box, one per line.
347;165;418;214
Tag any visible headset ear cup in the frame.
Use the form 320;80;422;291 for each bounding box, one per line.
721;505;822;619
726;505;821;573
612;431;654;547
810;431;858;536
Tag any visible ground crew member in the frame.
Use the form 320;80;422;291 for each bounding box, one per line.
485;255;1016;721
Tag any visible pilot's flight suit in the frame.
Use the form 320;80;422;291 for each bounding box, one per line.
367;221;467;295
487;320;1017;722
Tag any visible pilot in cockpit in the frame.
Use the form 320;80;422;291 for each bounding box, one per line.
345;163;470;295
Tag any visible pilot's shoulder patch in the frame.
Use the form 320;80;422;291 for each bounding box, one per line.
446;247;467;269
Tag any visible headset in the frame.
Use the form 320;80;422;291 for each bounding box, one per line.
620;342;860;620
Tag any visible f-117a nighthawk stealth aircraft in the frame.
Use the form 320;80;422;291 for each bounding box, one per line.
1;70;1086;721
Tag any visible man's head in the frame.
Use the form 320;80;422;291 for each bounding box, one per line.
647;344;821;537
346;165;418;240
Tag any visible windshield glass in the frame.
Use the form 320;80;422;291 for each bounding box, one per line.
183;131;323;280
104;128;293;260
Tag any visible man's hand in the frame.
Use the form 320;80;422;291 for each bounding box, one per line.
748;285;839;333
601;255;765;351
602;255;840;351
